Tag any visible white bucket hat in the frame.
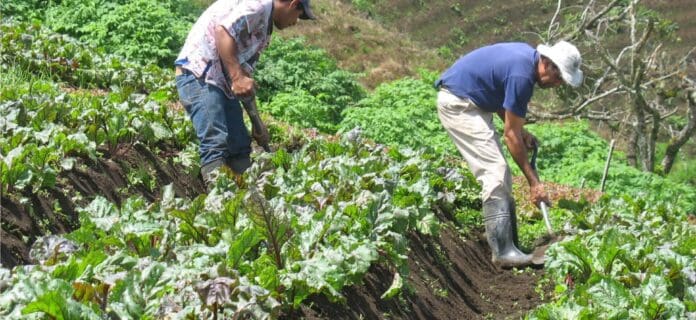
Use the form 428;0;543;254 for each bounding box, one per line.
537;41;583;87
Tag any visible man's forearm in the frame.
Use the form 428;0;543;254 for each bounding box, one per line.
505;130;540;187
214;25;244;81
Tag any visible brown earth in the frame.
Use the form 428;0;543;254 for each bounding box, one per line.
290;228;547;320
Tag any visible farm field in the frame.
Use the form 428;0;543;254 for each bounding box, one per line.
1;0;695;319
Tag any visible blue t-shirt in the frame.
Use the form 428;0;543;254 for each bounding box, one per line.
435;42;539;118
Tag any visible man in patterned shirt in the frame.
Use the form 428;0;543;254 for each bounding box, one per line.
175;0;315;184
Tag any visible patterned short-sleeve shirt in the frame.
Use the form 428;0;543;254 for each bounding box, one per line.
176;0;273;98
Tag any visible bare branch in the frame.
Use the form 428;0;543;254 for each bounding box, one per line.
562;0;623;41
547;0;564;39
641;70;680;89
572;86;623;113
528;107;616;121
635;20;654;56
659;107;680;120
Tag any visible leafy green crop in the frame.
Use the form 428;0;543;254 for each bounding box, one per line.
0;26;194;194
50;0;192;66
0;29;480;315
0;21;176;93
261;90;339;133
256;37;365;109
529;196;696;319
0;0;45;21
1;0;200;66
338;75;455;154
2;10;694;320
0;132;479;318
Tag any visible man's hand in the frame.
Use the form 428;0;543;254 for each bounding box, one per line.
502;110;551;207
530;183;551;208
232;73;255;97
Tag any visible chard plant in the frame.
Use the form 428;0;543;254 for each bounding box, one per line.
0;129;480;318
529;196;696;319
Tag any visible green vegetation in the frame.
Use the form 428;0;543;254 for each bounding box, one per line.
338;74;454;154
0;134;478;318
1;1;694;318
1;0;201;66
263;90;339;133
255;37;366;132
0;21;174;92
523;122;696;213
530;196;696;318
0;20;479;318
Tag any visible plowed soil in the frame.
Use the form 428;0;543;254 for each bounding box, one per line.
290;229;546;320
1;142;550;319
1;142;205;267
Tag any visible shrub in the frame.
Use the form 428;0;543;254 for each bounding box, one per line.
262;90;338;133
255;37;365;109
3;0;200;66
45;0;193;66
338;76;454;153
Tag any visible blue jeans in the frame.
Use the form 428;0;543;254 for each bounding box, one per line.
175;73;251;172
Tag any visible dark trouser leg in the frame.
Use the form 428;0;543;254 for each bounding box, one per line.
176;73;251;185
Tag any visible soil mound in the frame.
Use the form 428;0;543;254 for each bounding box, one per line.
1;143;204;267
294;228;545;320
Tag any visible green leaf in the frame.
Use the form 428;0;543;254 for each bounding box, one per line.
416;212;439;236
597;228;623;274
150;121;172;140
227;228;263;268
380;272;403;299
22;291;65;319
80;197;119;232
586;277;632;317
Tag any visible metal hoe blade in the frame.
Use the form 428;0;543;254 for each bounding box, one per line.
540;201;555;236
531;143;555;236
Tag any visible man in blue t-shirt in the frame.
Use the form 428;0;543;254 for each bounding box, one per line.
435;41;583;268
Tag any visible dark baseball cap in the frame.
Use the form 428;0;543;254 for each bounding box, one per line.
299;0;316;20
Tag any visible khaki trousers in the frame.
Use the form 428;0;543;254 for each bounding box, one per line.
436;89;512;202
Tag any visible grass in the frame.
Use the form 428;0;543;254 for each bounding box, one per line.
0;64;46;88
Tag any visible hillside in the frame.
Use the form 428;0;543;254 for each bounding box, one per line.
331;0;695;58
281;0;447;88
281;0;695;90
338;0;552;56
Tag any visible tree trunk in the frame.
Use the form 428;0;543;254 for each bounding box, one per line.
627;125;639;167
631;95;649;171
662;91;696;174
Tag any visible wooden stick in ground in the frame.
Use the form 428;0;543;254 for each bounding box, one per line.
601;139;616;192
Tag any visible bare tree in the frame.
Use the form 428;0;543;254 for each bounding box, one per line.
530;0;695;174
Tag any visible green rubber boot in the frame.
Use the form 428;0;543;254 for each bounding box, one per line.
483;198;539;268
